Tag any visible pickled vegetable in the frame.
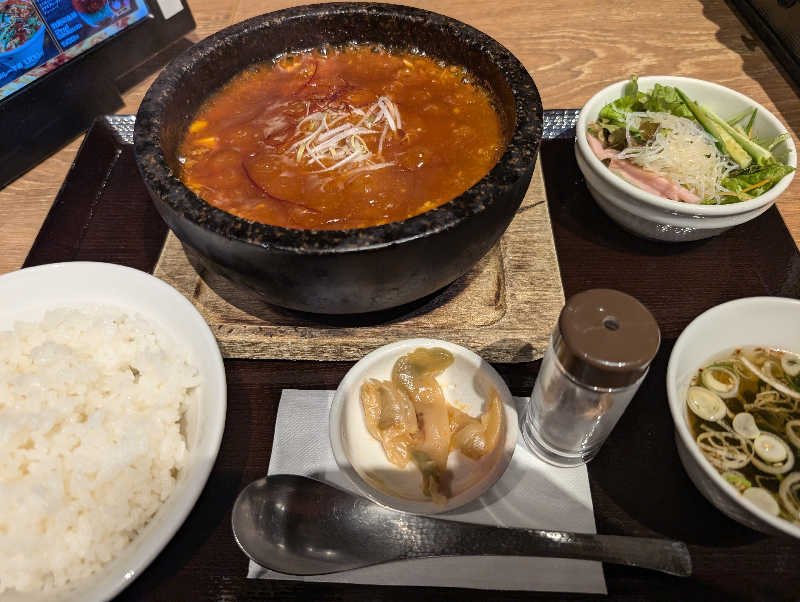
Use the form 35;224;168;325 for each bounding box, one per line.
359;347;504;503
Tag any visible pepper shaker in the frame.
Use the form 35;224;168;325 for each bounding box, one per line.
521;289;660;467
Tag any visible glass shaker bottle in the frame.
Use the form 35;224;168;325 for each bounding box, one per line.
521;289;660;467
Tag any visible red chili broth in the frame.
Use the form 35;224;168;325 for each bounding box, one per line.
178;45;505;230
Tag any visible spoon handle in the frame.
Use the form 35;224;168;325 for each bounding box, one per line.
407;522;692;577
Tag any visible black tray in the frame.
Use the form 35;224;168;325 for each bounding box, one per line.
21;110;800;600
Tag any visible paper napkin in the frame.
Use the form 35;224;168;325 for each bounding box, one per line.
247;389;607;594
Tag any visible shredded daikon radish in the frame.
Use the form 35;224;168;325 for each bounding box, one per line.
616;111;739;202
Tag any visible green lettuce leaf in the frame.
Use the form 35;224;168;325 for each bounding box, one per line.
597;77;693;128
644;83;694;119
711;195;747;205
722;163;795;198
598;95;641;126
597;76;647;127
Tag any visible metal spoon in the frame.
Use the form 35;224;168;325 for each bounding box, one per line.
231;474;692;577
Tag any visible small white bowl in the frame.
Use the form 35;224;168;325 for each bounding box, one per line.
330;338;517;514
576;76;797;242
0;262;227;602
666;296;800;539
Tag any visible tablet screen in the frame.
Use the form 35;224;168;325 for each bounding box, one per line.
0;0;150;100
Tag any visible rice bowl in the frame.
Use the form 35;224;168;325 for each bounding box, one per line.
0;262;226;602
1;307;199;593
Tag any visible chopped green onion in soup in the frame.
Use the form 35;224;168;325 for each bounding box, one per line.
742;486;780;516
687;347;800;525
687;386;727;421
732;412;759;439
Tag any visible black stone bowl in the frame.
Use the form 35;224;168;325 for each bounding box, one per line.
134;3;542;314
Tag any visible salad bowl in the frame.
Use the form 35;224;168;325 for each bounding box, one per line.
575;76;796;242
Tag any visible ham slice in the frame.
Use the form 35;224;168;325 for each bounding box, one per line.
586;133;700;203
608;159;700;203
586;132;619;160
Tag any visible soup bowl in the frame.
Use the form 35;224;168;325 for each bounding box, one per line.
134;3;542;314
666;297;800;540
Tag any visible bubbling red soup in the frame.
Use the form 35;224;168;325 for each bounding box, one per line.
177;44;506;230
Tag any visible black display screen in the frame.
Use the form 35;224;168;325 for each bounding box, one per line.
0;0;193;188
0;0;150;100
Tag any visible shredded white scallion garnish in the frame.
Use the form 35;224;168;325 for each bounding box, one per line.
616;111;739;202
291;96;402;174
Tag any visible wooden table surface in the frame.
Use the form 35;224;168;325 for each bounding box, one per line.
1;0;799;275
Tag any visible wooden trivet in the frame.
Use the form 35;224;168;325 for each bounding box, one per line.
153;165;564;362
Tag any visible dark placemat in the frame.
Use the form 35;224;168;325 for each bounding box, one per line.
21;111;800;600
24;116;167;272
542;138;800;338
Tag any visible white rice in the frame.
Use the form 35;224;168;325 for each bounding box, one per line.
0;306;200;594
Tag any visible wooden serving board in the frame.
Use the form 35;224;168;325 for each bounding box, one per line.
153;165;564;362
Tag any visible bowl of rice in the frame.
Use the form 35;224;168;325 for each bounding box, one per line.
575;76;796;242
0;262;226;601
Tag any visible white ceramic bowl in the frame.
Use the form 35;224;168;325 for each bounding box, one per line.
330;338;517;514
576;76;797;242
666;296;800;539
0;262;227;602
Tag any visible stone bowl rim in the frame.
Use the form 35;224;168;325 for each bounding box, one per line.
133;2;543;255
